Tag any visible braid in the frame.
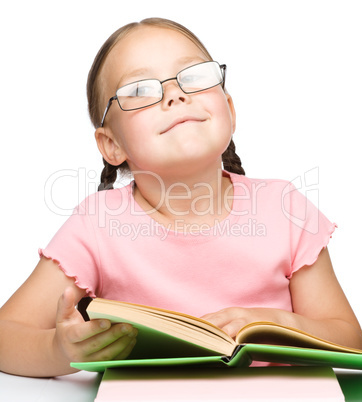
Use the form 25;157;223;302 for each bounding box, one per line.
222;138;245;175
98;158;120;191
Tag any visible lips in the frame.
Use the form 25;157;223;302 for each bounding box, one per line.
160;116;205;134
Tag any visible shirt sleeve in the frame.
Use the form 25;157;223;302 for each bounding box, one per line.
38;201;101;297
282;182;337;278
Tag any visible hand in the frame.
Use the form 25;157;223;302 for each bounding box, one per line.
201;307;283;339
53;287;137;364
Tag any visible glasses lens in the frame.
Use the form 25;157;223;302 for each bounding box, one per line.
178;62;223;94
117;80;162;110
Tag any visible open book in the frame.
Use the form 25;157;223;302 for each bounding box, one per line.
71;298;362;372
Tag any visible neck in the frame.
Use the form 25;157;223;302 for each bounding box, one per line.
132;164;234;231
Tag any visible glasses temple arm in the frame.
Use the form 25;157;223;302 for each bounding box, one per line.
221;64;227;90
100;96;117;127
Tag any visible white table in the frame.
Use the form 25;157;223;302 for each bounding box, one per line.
0;370;102;402
0;367;361;401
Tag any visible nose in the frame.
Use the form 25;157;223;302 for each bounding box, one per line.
161;78;189;107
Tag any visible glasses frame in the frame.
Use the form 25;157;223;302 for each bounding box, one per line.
100;61;227;127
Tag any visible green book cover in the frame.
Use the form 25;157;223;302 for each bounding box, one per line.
71;298;362;372
71;343;362;373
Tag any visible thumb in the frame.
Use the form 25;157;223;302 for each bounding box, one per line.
56;287;78;324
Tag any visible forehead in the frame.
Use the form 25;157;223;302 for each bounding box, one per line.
101;26;209;94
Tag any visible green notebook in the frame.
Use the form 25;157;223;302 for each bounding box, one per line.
71;343;362;372
71;298;362;372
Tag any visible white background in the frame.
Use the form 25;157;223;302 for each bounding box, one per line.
0;1;361;322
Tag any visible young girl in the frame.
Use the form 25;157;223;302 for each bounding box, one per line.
0;17;361;377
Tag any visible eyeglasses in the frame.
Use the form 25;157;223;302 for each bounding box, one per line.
100;61;226;127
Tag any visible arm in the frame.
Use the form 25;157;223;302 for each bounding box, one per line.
202;248;362;349
0;257;137;377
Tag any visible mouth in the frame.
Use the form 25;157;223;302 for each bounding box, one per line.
160;117;206;134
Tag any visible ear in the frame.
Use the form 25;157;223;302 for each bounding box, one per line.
225;92;236;134
95;127;127;166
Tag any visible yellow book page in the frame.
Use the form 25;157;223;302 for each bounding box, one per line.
236;321;362;353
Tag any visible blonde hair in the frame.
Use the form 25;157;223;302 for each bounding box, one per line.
86;18;244;189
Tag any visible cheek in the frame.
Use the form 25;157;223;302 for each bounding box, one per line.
111;112;157;159
207;92;235;138
208;94;235;156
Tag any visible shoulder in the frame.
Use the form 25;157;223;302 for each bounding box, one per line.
228;171;290;185
227;171;294;196
226;172;313;220
75;182;134;216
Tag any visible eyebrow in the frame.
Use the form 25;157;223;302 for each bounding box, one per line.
176;56;207;67
118;68;151;87
116;56;208;89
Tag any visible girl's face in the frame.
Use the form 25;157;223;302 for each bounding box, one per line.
97;26;236;178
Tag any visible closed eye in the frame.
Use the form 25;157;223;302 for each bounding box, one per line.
180;74;204;85
129;83;155;97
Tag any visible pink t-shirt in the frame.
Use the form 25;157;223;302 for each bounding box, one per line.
39;171;336;317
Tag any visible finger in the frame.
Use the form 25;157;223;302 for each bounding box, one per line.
72;323;137;351
66;319;112;343
80;324;137;360
113;336;137;360
201;310;231;328
56;287;78;324
200;312;219;324
221;321;242;338
200;313;212;321
86;334;137;362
